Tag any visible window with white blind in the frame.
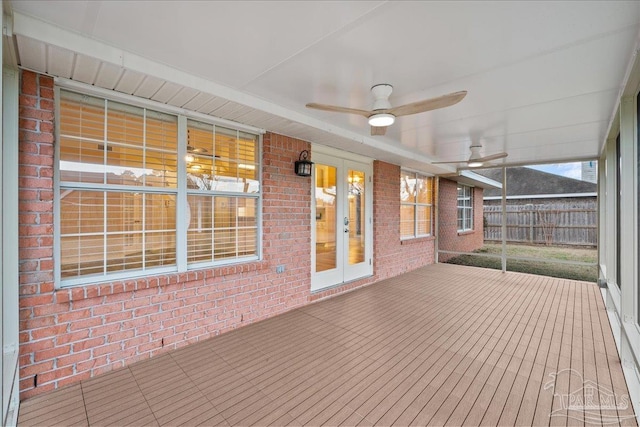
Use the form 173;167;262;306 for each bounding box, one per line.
56;89;260;287
457;184;474;231
400;171;433;239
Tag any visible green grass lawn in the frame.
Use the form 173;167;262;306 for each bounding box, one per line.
444;243;598;282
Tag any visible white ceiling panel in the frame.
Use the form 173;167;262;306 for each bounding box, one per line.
93;61;123;89
15;34;46;72
199;99;231;115
71;54;100;84
182;93;216;112
225;105;259;122
114;69;145;95
210;102;256;120
9;1;640;170
151;82;182;104
46;44;74;77
133;75;165;99
167;87;199;108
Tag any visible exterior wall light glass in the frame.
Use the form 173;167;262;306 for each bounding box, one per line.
295;150;314;176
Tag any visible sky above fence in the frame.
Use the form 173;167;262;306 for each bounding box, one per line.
528;163;582;180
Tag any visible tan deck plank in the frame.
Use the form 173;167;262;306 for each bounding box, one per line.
86;397;154;425
18;403;87;427
183;409;230;427
90;405;157;427
156;395;216;426
430;272;542;426
15;264;636;427
388;272;544;424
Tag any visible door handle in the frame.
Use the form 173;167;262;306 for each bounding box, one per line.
345;228;349;233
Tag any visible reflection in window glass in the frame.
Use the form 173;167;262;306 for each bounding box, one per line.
457;184;474;231
400;171;433;239
58;90;260;285
315;164;337;272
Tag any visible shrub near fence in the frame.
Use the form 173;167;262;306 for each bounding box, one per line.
483;199;597;246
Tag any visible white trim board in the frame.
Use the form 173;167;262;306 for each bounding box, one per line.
484;192;597;200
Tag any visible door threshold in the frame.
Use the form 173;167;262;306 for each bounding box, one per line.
311;274;374;295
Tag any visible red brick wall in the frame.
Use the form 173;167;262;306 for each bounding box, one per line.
373;161;435;278
437;178;484;262
17;70;436;398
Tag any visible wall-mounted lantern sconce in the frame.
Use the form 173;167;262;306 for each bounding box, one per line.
295;150;313;177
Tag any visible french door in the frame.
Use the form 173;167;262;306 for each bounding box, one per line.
311;152;373;291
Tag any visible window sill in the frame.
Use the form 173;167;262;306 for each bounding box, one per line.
401;236;435;245
55;260;269;303
457;230;475;236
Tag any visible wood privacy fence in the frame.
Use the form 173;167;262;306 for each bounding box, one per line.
483;200;597;246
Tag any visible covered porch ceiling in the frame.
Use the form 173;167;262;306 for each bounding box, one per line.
5;1;640;175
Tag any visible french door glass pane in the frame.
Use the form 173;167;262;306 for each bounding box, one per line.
348;169;365;265
315;164;337;272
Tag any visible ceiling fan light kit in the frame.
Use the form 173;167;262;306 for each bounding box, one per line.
368;113;395;127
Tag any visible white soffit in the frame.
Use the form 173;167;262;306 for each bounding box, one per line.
12;15;447;175
8;1;640;170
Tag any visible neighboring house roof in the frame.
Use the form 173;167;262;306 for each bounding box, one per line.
476;167;597;198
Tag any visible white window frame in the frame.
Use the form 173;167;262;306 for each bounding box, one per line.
457;184;474;232
400;170;434;240
54;83;263;288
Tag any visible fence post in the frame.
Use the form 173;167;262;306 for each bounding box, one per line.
526;204;534;243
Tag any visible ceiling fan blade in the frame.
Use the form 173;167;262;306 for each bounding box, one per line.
305;103;371;117
388;91;467;117
371;126;387;136
474;152;508;162
431;159;466;165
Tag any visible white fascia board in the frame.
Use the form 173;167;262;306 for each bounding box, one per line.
484;192;598;201
440;170;502;190
12;12;445;169
458;170;502;190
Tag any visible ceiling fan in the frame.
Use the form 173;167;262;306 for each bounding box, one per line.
433;144;508;168
306;84;467;136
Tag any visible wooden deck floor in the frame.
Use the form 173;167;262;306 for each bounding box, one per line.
17;264;637;426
